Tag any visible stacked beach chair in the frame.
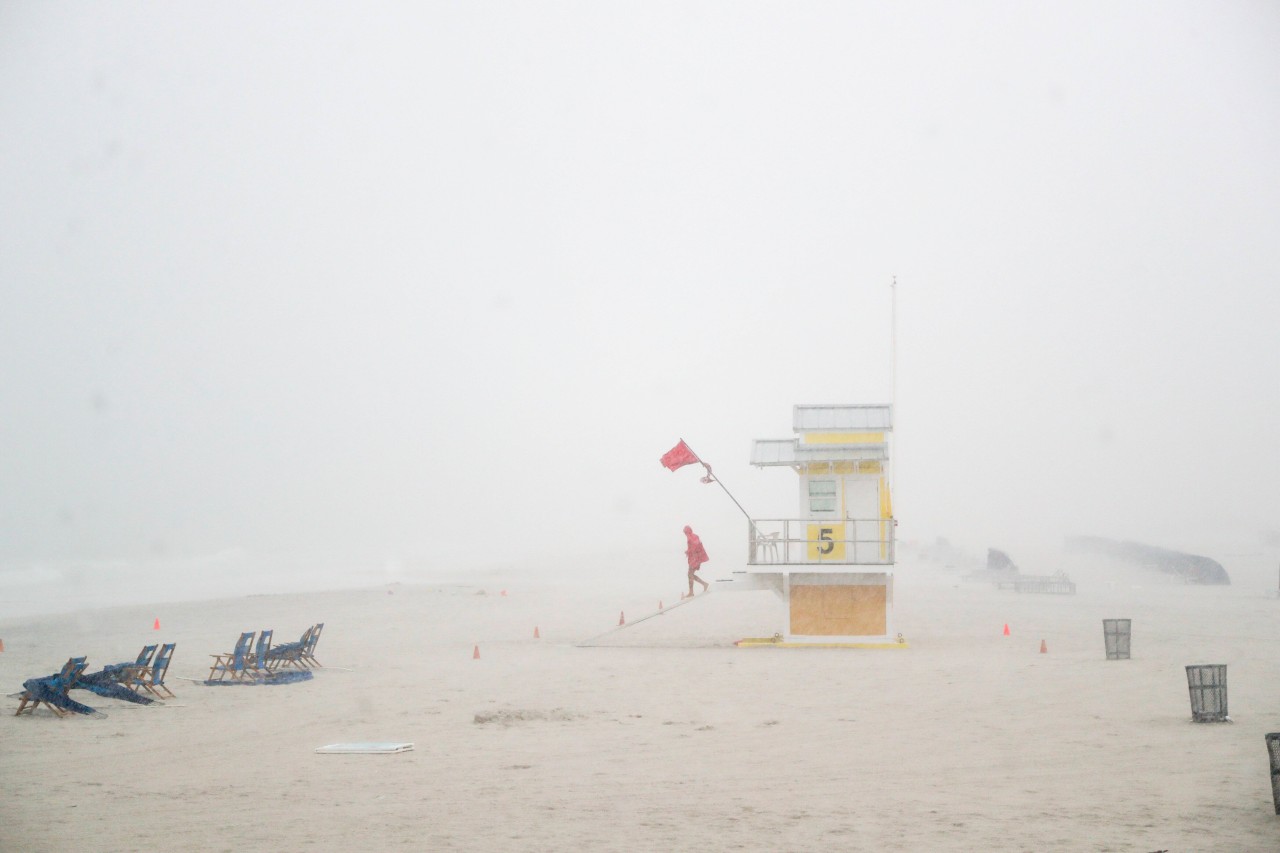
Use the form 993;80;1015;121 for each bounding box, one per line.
207;624;323;684
266;623;324;670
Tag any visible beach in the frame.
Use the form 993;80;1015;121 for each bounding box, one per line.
3;555;1280;852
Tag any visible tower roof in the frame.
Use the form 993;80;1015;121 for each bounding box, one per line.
793;404;892;433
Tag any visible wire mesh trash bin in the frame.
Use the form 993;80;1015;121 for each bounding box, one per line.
1267;733;1280;815
1186;664;1228;722
1103;619;1131;660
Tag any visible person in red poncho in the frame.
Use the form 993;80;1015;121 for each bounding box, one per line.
684;525;710;597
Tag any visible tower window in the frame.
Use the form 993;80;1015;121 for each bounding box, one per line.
808;480;837;513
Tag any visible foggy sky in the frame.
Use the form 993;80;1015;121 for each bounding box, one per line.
2;2;1278;576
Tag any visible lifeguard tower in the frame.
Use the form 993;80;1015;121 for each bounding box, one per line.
721;403;903;648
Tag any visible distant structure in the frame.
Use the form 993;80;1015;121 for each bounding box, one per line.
987;549;1019;573
1066;536;1230;585
964;548;1075;594
719;404;902;647
962;547;1021;584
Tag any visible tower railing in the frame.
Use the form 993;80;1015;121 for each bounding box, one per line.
747;518;895;566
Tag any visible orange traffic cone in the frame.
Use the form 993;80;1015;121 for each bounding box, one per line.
1040;639;1048;654
0;638;5;653
618;611;625;626
533;626;540;639
1002;623;1010;636
472;645;480;660
154;618;161;630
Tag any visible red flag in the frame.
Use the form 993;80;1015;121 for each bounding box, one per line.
660;440;699;471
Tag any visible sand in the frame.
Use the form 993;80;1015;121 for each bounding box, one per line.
3;557;1280;852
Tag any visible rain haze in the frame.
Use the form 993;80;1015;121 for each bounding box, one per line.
8;6;1280;851
2;2;1279;612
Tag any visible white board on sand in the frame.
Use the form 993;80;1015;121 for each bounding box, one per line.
315;742;414;754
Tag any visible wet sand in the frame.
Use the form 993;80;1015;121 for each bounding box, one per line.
2;557;1279;852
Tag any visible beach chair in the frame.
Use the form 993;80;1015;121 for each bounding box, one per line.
15;656;90;717
245;630;273;677
300;622;323;668
265;625;312;671
120;644;158;692
138;643;176;698
208;632;255;682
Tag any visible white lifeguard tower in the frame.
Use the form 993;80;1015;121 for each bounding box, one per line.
721;403;903;648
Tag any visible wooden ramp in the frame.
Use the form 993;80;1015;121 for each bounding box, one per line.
575;591;710;647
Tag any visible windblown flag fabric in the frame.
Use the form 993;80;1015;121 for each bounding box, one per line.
660;440;699;471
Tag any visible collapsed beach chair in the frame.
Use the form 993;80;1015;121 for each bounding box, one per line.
208;632;255;682
15;657;94;717
75;666;155;706
136;642;176;698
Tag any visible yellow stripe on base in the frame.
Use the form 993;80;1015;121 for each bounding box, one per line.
735;637;909;649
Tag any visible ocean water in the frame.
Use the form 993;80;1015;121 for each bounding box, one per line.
0;551;403;621
4;544;1272;622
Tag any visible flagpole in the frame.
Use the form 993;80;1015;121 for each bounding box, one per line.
681;439;758;535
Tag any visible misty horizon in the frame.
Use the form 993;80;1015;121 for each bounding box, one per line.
2;4;1277;590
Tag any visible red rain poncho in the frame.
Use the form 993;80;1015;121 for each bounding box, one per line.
684;526;709;571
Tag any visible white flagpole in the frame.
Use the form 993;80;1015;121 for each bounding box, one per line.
681;438;758;534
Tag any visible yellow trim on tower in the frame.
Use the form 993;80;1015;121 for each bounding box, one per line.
800;432;885;445
801;460;882;476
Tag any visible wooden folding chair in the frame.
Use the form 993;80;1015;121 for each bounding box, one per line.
266;625;311;671
244;630;273;677
300;622;323;668
208;632;255;682
121;644;158;693
139;643;176;698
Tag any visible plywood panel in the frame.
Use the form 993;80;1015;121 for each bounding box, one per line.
790;584;886;636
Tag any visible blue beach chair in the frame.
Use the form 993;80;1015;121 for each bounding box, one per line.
118;644;158;692
208;632;255;682
300;622;324;668
266;624;315;671
139;643;176;698
245;630;273;677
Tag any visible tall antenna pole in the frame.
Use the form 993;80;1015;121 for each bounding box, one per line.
890;275;897;498
891;275;897;416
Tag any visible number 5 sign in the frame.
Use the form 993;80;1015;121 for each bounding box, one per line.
807;523;847;561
